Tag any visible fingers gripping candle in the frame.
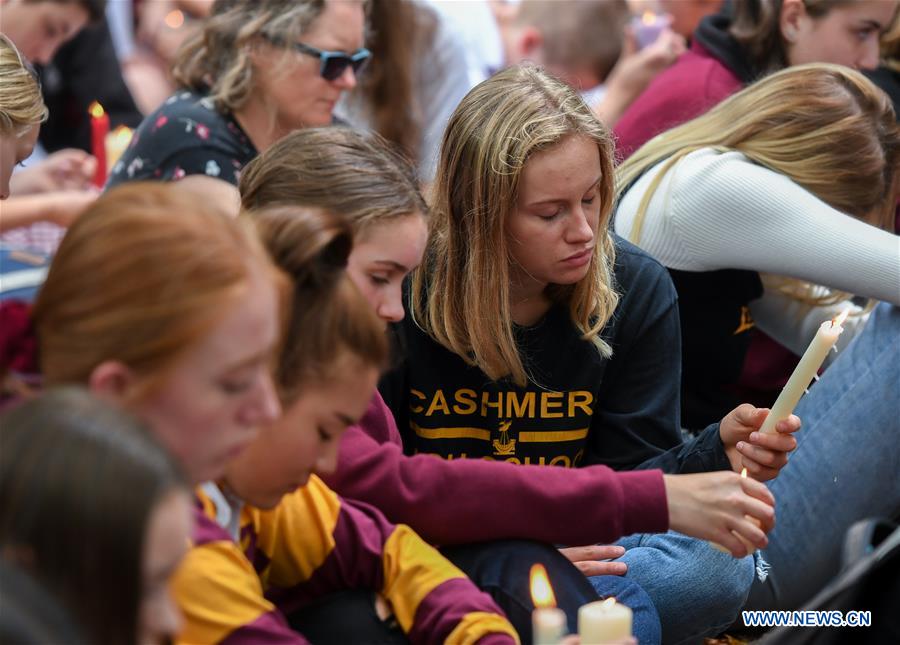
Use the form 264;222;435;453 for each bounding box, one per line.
758;309;850;435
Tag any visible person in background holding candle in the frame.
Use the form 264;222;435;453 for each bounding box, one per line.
0;34;97;251
615;64;900;431
106;0;369;215
376;64;802;645
614;63;900;614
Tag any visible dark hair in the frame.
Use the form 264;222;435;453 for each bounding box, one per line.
0;387;187;645
729;0;854;74
31;0;107;23
0;560;88;645
250;206;388;403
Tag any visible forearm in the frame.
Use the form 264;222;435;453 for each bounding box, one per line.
323;426;668;545
0;195;57;232
635;422;731;474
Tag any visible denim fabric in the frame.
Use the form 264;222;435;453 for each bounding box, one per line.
745;302;900;612
444;540;661;644
591;531;754;644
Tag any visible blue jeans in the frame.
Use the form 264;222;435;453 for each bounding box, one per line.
591;531;754;644
745;302;900;612
443;540;661;644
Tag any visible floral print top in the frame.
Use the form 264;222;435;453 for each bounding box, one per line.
106;89;257;189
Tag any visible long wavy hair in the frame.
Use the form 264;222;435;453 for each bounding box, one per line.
171;0;328;112
617;63;900;306
414;64;619;386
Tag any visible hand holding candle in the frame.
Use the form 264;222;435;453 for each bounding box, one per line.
758;309;850;435
530;564;566;645
88;101;109;189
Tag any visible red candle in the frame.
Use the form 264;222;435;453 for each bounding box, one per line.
89;101;109;188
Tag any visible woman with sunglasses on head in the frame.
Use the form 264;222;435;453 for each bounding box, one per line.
105;0;370;209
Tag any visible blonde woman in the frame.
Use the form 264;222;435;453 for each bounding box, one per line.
615;63;900;429
382;64;802;644
105;0;369;208
615;63;900;612
0;33;48;200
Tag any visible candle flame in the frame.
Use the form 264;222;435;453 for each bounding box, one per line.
529;564;556;609
741;467;748;478
601;597;617;610
642;10;657;25
109;125;133;142
88;101;105;118
831;308;850;328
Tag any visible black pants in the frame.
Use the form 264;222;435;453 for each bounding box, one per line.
287;539;599;643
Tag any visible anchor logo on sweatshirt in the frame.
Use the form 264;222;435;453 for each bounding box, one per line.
733;306;755;335
492;419;516;456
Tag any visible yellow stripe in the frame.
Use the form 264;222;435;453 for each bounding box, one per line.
444;612;520;645
411;423;491;441
518;428;589;443
381;525;468;631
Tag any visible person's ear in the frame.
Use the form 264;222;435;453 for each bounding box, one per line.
88;360;138;400
780;0;807;43
518;26;544;61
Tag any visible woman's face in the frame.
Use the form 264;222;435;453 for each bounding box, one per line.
0;125;39;199
506;134;603;296
346;213;428;325
223;354;378;509
138;490;192;645
128;266;283;485
0;0;89;65
784;0;897;70
252;0;366;130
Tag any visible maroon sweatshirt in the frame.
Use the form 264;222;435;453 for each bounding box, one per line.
321;391;668;547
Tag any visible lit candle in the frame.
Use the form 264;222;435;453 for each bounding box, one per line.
579;597;632;644
631;11;671;49
89;101;109;189
710;469;760;555
758;309;850;434
530;564;566;645
105;125;133;170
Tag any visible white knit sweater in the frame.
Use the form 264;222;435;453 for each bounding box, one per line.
614;148;900;353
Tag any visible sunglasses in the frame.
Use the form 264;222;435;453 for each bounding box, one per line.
267;36;371;81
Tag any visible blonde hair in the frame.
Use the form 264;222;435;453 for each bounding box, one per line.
617;63;900;306
0;34;48;136
239;126;427;236
34;183;288;393
172;0;328;112
415;64;619;387
251;206;388;404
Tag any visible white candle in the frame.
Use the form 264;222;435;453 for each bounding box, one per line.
533;607;566;645
579;598;632;644
631;11;671;49
530;564;565;645
758;309;849;434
